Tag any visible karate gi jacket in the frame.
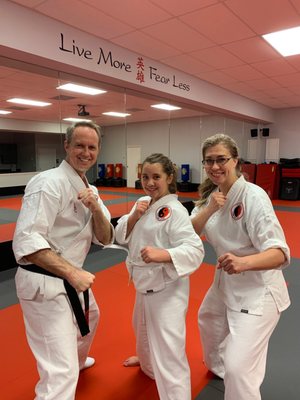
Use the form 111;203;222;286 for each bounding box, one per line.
115;194;204;293
191;175;290;315
13;160;113;300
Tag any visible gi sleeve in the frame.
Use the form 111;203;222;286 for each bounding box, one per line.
115;200;141;245
245;190;290;268
165;206;205;277
91;190;115;245
12;190;61;264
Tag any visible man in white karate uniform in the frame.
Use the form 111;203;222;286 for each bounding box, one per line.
13;121;113;400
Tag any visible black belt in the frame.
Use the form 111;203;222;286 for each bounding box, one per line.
20;264;90;337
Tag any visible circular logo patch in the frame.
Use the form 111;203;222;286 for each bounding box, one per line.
156;206;172;221
231;202;244;220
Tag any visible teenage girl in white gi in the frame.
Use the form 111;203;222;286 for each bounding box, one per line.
115;153;204;400
191;133;290;400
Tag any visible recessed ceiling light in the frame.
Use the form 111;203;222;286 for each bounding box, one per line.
7;98;51;107
262;26;300;56
63;117;92;122
0;110;12;115
102;112;131;118
57;83;107;95
151;103;181;111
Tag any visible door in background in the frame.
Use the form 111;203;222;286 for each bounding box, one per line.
126;146;141;187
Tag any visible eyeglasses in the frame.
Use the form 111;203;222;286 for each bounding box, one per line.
202;157;232;167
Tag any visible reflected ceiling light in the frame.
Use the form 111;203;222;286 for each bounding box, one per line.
151;103;181;111
0;110;12;115
7;98;51;107
57;83;107;95
102;111;131;118
63;117;92;122
262;26;300;56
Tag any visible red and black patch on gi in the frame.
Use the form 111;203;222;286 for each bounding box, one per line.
231;202;244;220
156;205;172;221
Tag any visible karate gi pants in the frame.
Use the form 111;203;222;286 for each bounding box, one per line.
198;286;280;400
133;276;191;400
19;289;99;400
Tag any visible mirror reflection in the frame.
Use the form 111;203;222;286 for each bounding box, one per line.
0;56;257;229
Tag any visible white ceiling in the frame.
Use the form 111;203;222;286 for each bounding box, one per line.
3;0;300;125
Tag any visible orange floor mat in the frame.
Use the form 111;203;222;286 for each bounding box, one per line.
276;210;300;258
0;262;214;400
0;222;16;243
273;199;300;207
0;197;22;210
107;202;137;219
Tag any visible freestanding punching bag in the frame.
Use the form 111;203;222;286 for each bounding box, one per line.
106;164;114;178
181;164;190;182
113;163;124;187
105;163;114;186
135;163;143;189
115;163;123;178
98;164;105;179
137;163;142;179
178;164;191;192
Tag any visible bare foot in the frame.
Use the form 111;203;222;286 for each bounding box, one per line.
123;355;140;367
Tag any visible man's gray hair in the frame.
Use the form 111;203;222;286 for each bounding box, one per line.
65;121;102;145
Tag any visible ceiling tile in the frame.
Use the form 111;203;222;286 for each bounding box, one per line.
196;70;238;85
162;55;213;74
191;46;244;69
285;54;300;72
272;72;300;87
222;65;266;81
143;19;214;52
111;31;181;60
36;0;133;39
252;59;297;76
246;78;282;90
81;0;172;29
223;37;280;63
261;87;295;97
225;0;300;34
150;0;220;16
9;0;43;6
291;0;300;13
179;3;254;44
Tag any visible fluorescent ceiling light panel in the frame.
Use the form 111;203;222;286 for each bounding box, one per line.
7;98;51;107
63;117;92;122
262;26;300;56
151;103;181;111
57;83;106;95
0;110;12;115
102;111;131;118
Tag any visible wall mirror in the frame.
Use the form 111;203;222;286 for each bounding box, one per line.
0;56;204;220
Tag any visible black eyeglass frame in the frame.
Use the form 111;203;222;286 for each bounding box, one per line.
202;157;233;167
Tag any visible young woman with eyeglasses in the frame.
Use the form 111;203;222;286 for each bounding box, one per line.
191;133;290;400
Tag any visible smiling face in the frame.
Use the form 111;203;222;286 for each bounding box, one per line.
203;143;238;193
141;162;173;203
64;126;100;177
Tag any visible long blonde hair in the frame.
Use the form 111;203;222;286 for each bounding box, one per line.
195;134;242;207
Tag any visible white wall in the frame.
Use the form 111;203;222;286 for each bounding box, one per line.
266;108;300;159
2;108;300;188
98;114;258;184
170;117;202;183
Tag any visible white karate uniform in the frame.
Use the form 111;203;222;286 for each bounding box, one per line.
13;160;113;400
191;175;290;400
115;194;204;400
